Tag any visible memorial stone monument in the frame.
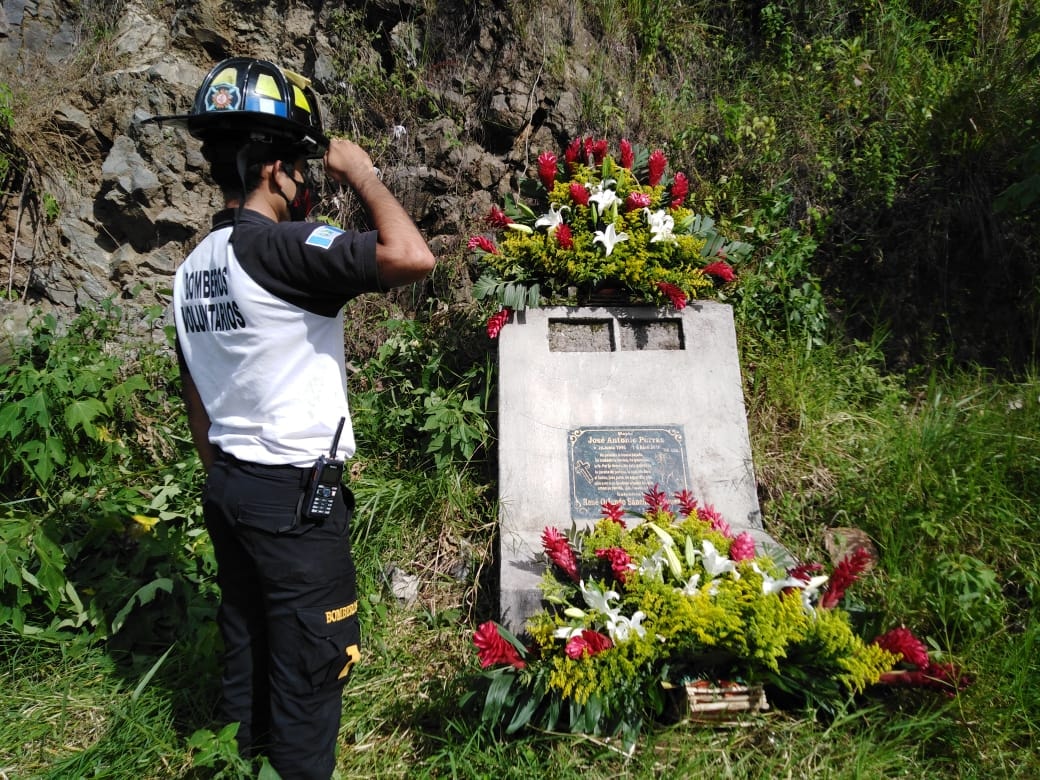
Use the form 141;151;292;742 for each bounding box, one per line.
497;302;785;633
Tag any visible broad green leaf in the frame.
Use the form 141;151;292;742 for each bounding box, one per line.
106;373;150;405
111;577;174;633
0;402;25;439
481;669;516;726
64;398;108;438
506;690;541;734
21;392;50;429
584;692;603;732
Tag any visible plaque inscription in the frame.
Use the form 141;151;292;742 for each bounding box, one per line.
568;425;689;518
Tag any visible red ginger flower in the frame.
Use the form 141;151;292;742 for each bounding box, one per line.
486;205;513;227
565;137;584;170
674;489;698;517
537;150;557;191
565;629;613;659
589;138;609;164
698;504;732;537
788;561;825;583
820;546;873;609
670;172;689;208
486;307;511;339
600;501;626;525
620;138;634;169
596;546;633;583
569;182;590;206
556;223;574;250
473;621;526;669
643;483;670;513
624;191;652;212
729;531;756;562
468;235;498;254
648;149;667;186
703;260;735;283
542;527;580;582
873;626;930;669
655;281;687;310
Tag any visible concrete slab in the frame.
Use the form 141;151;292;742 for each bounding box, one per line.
496;303;784;633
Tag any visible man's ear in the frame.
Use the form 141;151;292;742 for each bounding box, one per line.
264;160;286;188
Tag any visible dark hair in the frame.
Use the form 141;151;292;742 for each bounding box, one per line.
200;137;305;200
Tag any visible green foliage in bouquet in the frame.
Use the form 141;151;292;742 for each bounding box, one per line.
468;138;753;337
463;485;968;748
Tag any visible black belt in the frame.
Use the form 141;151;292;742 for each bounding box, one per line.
214;449;312;488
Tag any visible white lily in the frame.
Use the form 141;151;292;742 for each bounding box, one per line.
588;179;620;212
574;580;648;644
698;539;739;580
534;203;569;231
637;550;666;580
608;610;647;643
643;207;676;243
750;562;807;595
553;625;585;640
799;574;831;613
592;223;629;256
579;580;621;617
680;573;702;595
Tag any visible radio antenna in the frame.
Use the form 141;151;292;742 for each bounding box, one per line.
329;417;346;457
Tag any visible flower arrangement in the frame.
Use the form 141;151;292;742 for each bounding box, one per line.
468;137;753;338
465;485;968;747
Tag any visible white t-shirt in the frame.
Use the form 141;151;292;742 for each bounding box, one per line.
173;208;380;466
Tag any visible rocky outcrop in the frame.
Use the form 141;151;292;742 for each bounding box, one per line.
0;0;591;337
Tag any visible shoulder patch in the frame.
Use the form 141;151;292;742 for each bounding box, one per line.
304;225;346;250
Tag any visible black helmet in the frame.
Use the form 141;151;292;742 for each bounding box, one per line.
147;57;328;158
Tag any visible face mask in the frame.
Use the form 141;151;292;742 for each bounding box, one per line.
281;162;315;221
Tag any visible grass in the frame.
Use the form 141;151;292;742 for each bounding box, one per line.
2;325;1038;778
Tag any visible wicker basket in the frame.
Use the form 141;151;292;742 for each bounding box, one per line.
678;680;769;724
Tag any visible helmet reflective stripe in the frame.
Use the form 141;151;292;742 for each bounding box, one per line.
245;95;289;117
254;73;282;99
214;66;237;81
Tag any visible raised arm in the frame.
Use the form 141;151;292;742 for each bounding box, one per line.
323;138;435;289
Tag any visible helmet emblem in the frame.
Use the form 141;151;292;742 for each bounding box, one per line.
206;83;241;112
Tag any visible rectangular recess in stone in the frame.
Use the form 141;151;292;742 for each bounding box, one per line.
547;318;615;352
618;318;684;350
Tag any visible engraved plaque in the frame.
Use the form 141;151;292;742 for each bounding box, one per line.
568;425;689;519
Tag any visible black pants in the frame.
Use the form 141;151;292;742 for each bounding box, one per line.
203;452;360;780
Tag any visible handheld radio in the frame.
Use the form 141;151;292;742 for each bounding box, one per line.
302;416;346;521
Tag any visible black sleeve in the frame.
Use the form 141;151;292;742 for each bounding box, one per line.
232;220;381;317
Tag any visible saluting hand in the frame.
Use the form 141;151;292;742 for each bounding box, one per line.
324;138;378;189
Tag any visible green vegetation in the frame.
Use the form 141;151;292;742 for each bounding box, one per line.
1;0;1039;777
4;291;1037;777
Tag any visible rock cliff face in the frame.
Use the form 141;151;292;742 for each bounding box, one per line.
0;0;599;334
